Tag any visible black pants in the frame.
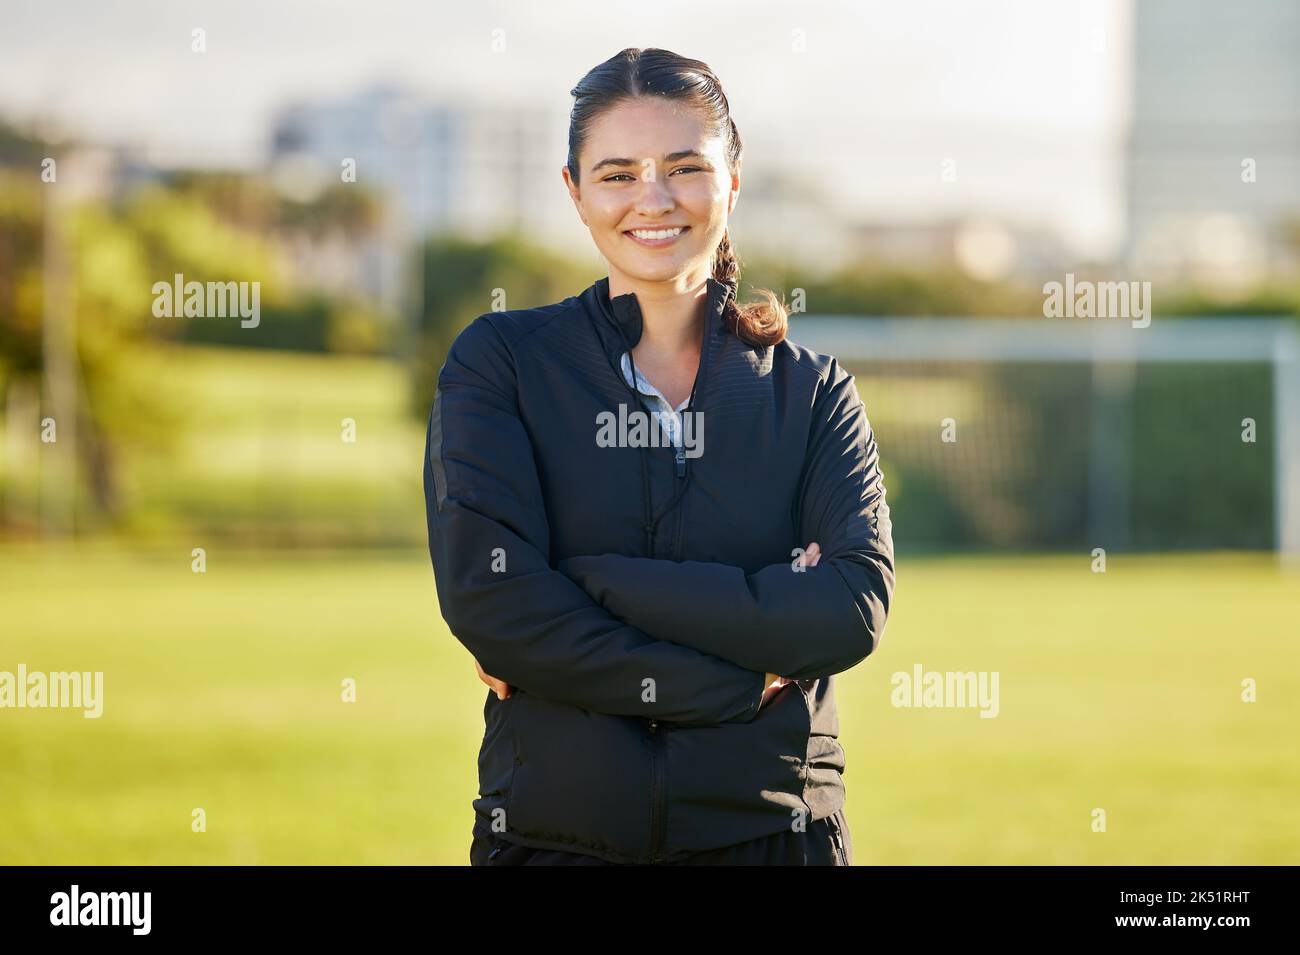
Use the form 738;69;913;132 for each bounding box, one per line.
471;808;853;866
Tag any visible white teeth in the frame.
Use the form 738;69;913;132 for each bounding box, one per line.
629;227;684;240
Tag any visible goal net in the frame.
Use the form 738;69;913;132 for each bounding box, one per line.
788;315;1300;557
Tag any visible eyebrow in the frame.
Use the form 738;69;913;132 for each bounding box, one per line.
590;150;707;174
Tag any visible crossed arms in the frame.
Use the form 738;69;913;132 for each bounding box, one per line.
424;314;895;725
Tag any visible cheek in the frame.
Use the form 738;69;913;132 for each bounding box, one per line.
585;191;629;225
680;176;728;215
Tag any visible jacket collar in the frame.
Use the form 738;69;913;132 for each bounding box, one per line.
588;274;734;353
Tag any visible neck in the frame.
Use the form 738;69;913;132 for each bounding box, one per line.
608;269;710;355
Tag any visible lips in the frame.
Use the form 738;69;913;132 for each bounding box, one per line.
623;226;690;247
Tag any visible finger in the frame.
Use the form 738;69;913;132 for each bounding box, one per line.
477;660;511;699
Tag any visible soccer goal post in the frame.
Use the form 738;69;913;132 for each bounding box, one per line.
788;315;1300;559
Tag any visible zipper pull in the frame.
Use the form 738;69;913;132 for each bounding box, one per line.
832;826;847;865
648;718;658;733
674;448;686;477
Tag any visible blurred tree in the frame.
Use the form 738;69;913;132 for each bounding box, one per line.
408;234;592;419
0;120;399;533
168;169;384;239
744;259;1043;318
154;171;392;352
0;167;186;528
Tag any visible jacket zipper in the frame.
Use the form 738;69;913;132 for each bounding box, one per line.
830;818;848;865
672;454;688;560
647;717;666;863
669;288;715;559
599;279;724;862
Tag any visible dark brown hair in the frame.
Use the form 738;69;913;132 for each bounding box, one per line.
567;47;788;348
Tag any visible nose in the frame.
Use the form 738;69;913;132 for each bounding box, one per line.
633;166;674;217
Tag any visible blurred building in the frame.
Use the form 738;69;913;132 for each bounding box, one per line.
1124;0;1300;289
725;168;860;275
851;216;1071;284
266;84;1080;285
269;85;571;242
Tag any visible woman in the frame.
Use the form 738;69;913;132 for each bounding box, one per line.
423;47;895;865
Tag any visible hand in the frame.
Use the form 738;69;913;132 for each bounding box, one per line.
759;541;820;710
797;540;821;571
758;672;788;711
475;658;512;700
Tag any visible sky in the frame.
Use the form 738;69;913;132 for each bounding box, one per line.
0;0;1131;258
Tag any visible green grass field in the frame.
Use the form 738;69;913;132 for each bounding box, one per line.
2;543;1296;864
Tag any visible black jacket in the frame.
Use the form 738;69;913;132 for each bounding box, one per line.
423;274;895;864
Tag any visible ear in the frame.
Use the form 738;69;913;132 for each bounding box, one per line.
562;166;588;226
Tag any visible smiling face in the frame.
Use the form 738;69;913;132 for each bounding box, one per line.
564;96;740;289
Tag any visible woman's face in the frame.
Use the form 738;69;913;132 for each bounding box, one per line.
564;97;739;287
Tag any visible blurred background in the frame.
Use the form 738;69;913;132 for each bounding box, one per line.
1;0;1297;864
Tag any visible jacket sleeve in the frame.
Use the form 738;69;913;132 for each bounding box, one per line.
424;314;768;723
557;358;895;682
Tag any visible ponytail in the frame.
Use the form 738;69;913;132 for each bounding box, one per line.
713;229;788;348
